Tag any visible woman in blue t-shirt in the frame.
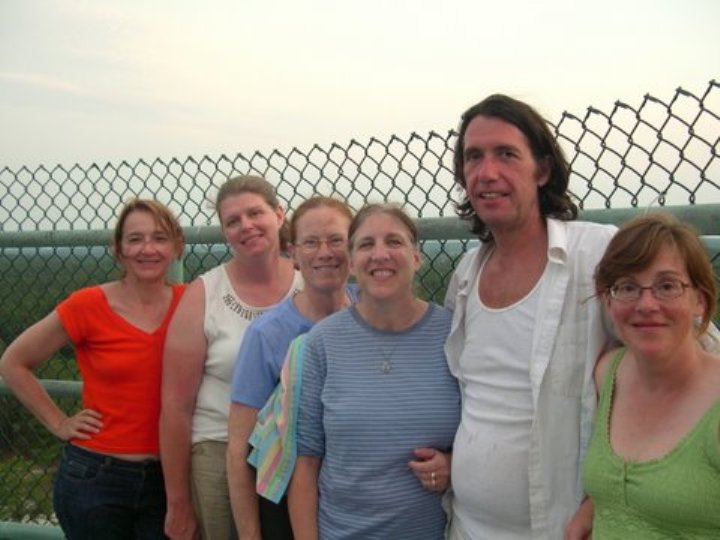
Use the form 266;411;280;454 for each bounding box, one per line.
289;203;461;540
227;196;356;539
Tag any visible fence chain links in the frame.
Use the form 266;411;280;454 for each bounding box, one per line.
0;81;718;524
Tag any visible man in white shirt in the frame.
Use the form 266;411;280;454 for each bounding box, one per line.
444;94;616;540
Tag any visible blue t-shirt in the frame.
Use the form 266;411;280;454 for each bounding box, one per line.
297;303;461;540
231;286;358;409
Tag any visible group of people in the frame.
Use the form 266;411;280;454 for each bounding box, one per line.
0;94;718;540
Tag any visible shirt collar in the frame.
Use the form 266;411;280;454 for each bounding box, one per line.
546;218;568;265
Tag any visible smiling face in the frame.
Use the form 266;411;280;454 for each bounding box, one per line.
289;205;351;294
462;115;549;236
605;243;706;360
116;209;177;281
219;192;285;257
349;211;421;303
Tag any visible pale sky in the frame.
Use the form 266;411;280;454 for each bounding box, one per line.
1;0;718;170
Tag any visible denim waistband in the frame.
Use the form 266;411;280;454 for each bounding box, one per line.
65;443;162;471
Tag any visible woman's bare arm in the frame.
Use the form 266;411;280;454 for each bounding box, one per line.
0;312;102;440
288;456;321;540
160;280;207;540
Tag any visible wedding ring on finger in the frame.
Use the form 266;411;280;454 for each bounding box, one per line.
431;471;436;488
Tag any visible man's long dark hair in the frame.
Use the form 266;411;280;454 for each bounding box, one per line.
453;94;578;242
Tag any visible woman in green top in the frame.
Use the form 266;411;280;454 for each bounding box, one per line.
579;212;720;539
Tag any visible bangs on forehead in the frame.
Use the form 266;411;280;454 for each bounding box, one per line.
114;199;183;246
348;204;418;249
289;196;354;244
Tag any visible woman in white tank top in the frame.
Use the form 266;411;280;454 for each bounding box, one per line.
160;176;302;540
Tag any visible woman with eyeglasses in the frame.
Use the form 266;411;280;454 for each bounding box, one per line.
288;203;460;540
580;212;720;538
227;196;356;539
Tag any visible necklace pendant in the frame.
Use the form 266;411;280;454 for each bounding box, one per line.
382;360;392;374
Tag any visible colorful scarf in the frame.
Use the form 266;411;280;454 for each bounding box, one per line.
247;334;306;503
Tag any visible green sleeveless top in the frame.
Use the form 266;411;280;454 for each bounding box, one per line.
582;349;720;539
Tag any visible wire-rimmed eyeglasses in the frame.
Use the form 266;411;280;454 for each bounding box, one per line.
295;237;346;253
609;278;693;302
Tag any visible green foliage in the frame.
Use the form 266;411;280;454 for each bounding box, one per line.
0;450;59;523
0;396;70;524
417;239;470;303
0;247;117;380
183;244;232;280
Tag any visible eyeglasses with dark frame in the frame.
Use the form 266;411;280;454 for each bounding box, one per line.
295;237;347;253
609;278;694;302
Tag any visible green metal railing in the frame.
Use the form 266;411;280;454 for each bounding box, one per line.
0;521;64;540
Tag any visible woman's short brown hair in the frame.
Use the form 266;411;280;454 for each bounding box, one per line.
114;198;184;259
594;212;717;333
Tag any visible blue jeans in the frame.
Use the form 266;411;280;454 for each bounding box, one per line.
53;443;167;539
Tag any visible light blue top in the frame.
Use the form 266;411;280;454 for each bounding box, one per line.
231;285;358;409
297;303;461;540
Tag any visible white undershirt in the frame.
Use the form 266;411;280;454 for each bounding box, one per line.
451;262;543;539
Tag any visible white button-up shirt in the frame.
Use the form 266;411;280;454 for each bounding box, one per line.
445;218;617;540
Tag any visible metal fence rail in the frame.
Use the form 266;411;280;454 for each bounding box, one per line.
1;81;719;533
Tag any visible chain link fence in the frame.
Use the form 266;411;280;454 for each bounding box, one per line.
1;81;719;526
